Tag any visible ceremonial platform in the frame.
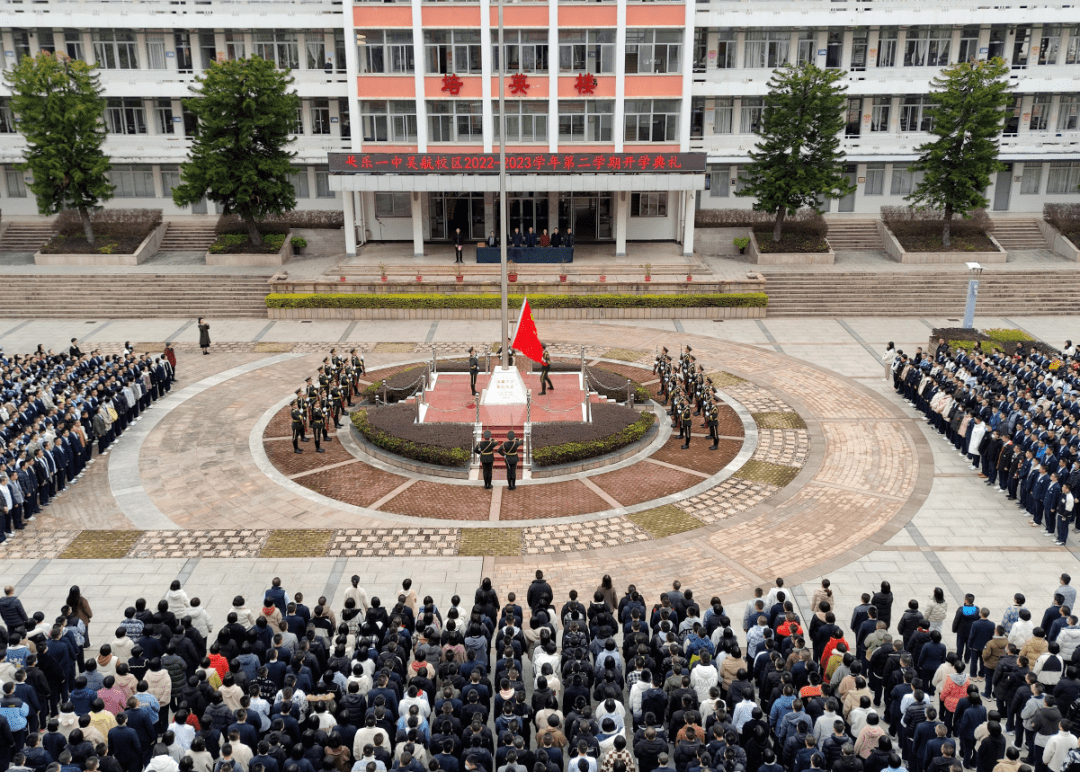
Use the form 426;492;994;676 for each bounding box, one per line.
419;369;592;426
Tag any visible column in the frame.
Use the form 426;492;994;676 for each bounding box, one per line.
614;0;628;154
681;190;695;257
480;0;493;154
411;0;428;151
866;28;879;69
615;190;629;256
343;187;357;256
548;191;559;234
411;192;424;256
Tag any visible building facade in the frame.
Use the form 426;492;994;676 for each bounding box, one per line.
0;0;1077;255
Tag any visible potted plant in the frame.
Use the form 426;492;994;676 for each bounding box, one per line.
507;261;518;283
686;273;693;282
558;258;568;283
416;272;423;282
339;275;346;282
598;266;608;283
642;263;652;282
379;263;388;282
733;236;750;255
290;236;307;255
455;265;464;282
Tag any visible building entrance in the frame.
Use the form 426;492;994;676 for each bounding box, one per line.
428;192;485;241
558;192;613;241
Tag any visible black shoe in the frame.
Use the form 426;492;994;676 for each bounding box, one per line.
325;437;333;443
301;438;309;443
681;444;689;449
335;423;343;429
709;445;718;451
540;391;546;396
294;449;303;454
316;448;326;453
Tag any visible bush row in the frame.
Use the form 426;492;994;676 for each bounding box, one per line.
1044;204;1080;241
266;293;769;310
351;407;471;467
881;206;994;238
532;409;656;467
208;232;286;254
55;208;162;240
215;210;343;234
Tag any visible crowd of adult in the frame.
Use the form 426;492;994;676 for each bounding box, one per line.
1;570;1077;772
889;339;1080;545
0;339;177;542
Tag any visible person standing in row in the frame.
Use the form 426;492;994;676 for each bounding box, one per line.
474;430;497;490
539;344;554;396
198;318;211;356
290;399;305;455
468;347;480;397
453;227;464;264
499;430;521;490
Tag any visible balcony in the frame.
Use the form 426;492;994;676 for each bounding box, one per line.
0;0;343;27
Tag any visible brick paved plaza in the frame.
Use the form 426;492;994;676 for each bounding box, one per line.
2;314;1079;638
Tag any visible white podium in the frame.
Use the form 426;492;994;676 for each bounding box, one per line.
481;366;529;405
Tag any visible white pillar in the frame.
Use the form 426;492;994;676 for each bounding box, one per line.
615;191;629;256
411;192;424;256
343;187;357;256
682;190;695;257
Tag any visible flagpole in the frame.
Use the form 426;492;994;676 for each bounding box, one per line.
498;0;509;368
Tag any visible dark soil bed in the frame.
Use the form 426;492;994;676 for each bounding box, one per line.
353;405;471;467
532;405;656;467
894;230;998;253
362;365;429;402
753;229;830;254
40;230;145;254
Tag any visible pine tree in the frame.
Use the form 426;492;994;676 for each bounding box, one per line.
736;63;853;242
906;58;1011;248
172;56;300;245
3;52;113;245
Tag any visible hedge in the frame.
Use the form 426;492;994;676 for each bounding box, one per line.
267;293;769;310
532;410;656;467
351;408;471;467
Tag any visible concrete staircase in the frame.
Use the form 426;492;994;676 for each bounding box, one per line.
0;274;269;318
826;221;883;251
991;219;1047;250
0;222;55;252
764;269;1080;317
158;222;217;252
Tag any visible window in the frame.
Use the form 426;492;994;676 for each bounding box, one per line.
307;38;326;71
493;100;548;143
294;106;304;135
708;165;730;197
625;30;682;74
870;97;891;132
558;100;614;142
338;99;351;138
106;98;147;135
174;32;193;72
987;27;1007;60
1047;161;1080;194
850;29;868;71
740;97;763;134
65;29;84;62
899;96;933;132
1038;26;1061;65
715;31;736;69
314;166;334;198
427;100;483;143
160;166;181;199
225;32;246;61
357;30;414;74
796;29;815;65
693;28;707;73
890;164;923;196
1012;25;1031;68
825;31;843;69
375;192;410;217
199;33;216;70
631;192;668;217
904;27;951;67
147;34;167;69
10;30;29;63
492;30;548;73
0;100;15;134
1003;96;1021;136
254;30;299;69
845;98;861;137
691;97;704;139
425;30;481;74
958;26;980;64
334;30;346;73
289;168;309;199
558;30;615;74
713;97;733;134
877;27;897;67
110;165;155;198
5;169;26;198
744;30;789;69
1059;95;1080;131
155;99;175;135
360;101;417;143
93;30;139;69
865;162;885;195
1030;95;1051;132
1021;163;1043;194
624;99;679;143
311;99;331;135
38;31;55;55
1066;28;1080;65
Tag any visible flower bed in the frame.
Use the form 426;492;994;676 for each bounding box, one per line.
40;208;162;255
360;365;428;402
266;292;768;310
585;366;653;404
882;207;998;253
532;405;656;467
352;406;471;467
209;232;287;254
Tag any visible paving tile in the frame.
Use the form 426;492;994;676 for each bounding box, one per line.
753;411;807;430
459;528;522;556
733;459;801;487
260;529;335;557
628;504;704;538
59;530;141;559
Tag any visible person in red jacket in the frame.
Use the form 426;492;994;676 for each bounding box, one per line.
939;659;972;735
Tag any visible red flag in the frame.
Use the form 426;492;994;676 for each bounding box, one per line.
512;297;544;363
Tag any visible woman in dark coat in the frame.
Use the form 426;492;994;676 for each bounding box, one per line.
198;317;211;355
872;581;895;629
66;585;93;646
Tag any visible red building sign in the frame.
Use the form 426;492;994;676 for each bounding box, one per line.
441;74;463;95
328;152;706;175
574;73;597;95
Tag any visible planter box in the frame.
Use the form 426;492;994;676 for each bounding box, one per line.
695;227;754;257
267;305;766;320
877;221;1007;264
33;222;168;266
747;229;834;265
1037;220;1080;261
292;227;345;257
206;230;292;266
268;278;767;296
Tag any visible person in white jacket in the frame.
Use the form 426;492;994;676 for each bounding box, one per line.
1009;610;1036;650
690;653;719;703
1042;720;1078;772
882;343;897;382
187;598;213;638
230;596;258;630
1056;617;1080;661
967;417;987;471
163;581;190;618
146;747;182;772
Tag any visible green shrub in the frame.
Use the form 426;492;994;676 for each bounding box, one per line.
351;408;470;467
532;410;656;467
984;328;1034;342
55;208;162;240
290;236;307;249
266;292;769;310
209;232;286;254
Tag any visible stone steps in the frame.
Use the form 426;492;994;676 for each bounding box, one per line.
158;223;217;252
991;219;1047;249
826;221;883;251
0;224;55;252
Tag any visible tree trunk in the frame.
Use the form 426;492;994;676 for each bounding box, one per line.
772;208;786;242
79;206;94;246
245;215;262;246
942;207;953;250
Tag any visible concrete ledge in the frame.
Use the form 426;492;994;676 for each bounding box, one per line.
747;229;835;265
269;279;765;295
349;424;470;479
33;222;168;266
267;305;766;320
206;231;293;266
877;221;1008;263
1037;219;1080;261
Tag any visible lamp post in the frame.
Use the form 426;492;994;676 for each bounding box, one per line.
962;262;983;330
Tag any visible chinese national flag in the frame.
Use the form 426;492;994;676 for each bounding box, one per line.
512;297;544;364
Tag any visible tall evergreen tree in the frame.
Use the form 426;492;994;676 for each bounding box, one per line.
172;56;300;245
906;58;1011;247
736;63;853;241
4;52;113;245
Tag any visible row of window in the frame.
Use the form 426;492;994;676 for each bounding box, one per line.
358;29;681;76
372;191;667;218
361;99;678;144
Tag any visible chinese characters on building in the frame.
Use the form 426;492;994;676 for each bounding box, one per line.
328;152;706;175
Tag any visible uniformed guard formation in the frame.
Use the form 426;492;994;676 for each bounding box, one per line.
290;348;365;455
654;345;723;451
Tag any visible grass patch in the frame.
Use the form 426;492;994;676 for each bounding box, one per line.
734;459;801;487
707;371;748;387
260;530;334;557
373;343;418;353
209;232;286;255
59;530;141;559
754;229;830;254
459;528;522;556
628;505;703;538
603;347;649;362
753;412;807;430
252;342;294;353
